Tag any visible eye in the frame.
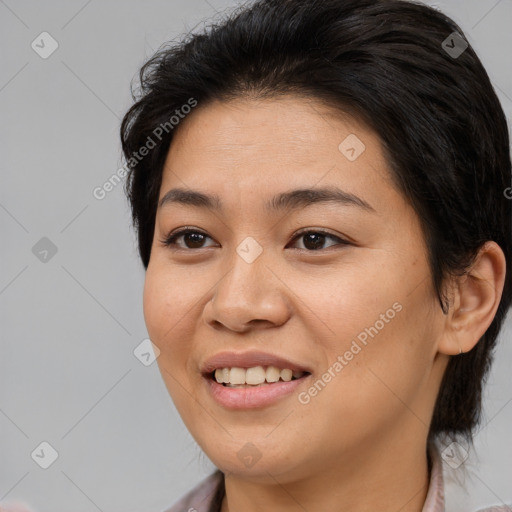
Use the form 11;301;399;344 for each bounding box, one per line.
288;229;349;251
160;228;217;250
160;227;349;251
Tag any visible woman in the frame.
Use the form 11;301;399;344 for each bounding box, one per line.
119;0;511;511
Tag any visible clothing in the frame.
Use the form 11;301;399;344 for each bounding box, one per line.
161;444;509;512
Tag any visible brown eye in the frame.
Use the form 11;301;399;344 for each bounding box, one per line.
161;229;217;249
289;230;348;251
160;228;349;252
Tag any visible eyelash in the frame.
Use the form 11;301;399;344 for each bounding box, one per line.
159;227;349;251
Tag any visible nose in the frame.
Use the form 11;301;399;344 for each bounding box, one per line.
202;247;292;333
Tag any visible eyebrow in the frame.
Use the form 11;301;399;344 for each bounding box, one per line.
158;186;376;213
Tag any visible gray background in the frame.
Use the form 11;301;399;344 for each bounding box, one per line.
0;1;510;511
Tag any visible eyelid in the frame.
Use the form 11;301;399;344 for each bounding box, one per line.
160;226;351;251
292;227;345;240
159;226;216;248
289;228;350;249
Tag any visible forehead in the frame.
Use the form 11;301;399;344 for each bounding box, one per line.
168;96;374;156
159;95;397;211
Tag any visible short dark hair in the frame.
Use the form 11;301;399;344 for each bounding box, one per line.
120;0;511;443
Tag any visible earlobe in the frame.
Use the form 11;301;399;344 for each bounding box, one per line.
437;241;506;356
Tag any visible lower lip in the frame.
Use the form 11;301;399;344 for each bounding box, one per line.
205;375;310;409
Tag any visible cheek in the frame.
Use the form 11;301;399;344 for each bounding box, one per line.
143;264;192;376
143;262;196;339
142;268;165;342
317;299;435;433
298;256;404;350
303;260;435;417
143;266;200;412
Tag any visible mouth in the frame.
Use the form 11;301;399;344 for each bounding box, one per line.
201;350;313;408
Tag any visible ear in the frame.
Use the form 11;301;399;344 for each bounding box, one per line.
438;241;507;356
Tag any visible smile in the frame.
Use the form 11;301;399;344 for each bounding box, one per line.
205;367;311;409
213;366;308;387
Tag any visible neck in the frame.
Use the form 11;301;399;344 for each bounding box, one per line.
220;436;431;512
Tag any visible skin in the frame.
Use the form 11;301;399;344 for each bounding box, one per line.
143;95;506;512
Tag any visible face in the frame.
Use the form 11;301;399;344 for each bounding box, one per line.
144;96;449;484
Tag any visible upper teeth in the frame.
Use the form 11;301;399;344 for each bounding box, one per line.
214;366;305;385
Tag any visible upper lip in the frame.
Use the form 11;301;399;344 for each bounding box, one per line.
201;350;312;375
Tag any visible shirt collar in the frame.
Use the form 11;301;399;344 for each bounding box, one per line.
422;442;445;512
